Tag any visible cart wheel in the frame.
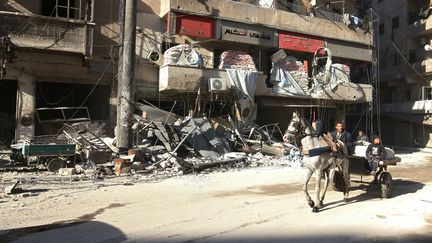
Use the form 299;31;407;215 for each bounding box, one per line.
380;172;392;198
47;157;65;172
331;170;346;192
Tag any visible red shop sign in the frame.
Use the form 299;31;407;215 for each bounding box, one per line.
278;31;324;53
174;13;215;39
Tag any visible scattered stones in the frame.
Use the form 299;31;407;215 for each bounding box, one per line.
18;192;38;198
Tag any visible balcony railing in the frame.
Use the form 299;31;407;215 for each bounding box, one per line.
230;0;343;22
0;11;93;57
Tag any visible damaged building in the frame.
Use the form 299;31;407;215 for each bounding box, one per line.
373;0;432;148
0;0;117;148
0;0;375;168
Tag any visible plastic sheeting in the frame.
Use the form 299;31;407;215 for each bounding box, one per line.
258;0;274;8
226;69;258;101
163;44;203;67
314;63;351;91
270;57;308;96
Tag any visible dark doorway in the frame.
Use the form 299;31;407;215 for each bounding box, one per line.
0;80;17;147
35;82;110;135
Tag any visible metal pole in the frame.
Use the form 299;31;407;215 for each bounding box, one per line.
342;0;345;16
90;0;95;22
116;0;136;152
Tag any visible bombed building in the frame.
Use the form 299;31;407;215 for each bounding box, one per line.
0;0;375;170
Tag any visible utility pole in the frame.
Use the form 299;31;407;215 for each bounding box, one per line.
116;0;125;139
116;0;136;152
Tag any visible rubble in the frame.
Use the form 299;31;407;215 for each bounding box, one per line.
58;168;77;176
5;180;20;194
1;84;310;191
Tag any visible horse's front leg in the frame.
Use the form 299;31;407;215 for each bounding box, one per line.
303;169;314;208
312;170;323;212
319;169;330;207
342;159;350;202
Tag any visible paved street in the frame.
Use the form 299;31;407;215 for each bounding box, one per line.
1;152;432;243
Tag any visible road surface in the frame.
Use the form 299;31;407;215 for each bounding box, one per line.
0;152;432;242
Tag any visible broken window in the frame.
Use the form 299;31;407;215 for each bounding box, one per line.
408;50;417;63
393;53;400;65
422;86;432;100
392;16;399;30
381;82;392;104
406;89;411;101
379;57;387;69
41;0;83;20
379;23;385;36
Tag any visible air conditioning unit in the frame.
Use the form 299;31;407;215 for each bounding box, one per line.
238;98;256;123
208;78;228;91
147;50;163;66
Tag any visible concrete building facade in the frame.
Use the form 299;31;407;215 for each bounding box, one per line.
373;0;432;147
0;0;374;148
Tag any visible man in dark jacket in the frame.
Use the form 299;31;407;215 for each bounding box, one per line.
330;121;354;154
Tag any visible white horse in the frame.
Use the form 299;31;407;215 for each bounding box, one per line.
283;112;350;212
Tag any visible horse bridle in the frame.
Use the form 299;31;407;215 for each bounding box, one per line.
285;118;316;140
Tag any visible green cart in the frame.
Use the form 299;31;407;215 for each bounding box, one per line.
10;135;76;172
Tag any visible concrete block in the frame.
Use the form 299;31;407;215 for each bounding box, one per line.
58;168;77;176
114;158;131;176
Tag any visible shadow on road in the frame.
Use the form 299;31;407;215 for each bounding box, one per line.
0;221;127;243
319;179;425;212
0;203;127;243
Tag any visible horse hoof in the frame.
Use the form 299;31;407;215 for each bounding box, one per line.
320;200;324;207
343;198;349;203
308;200;315;208
312;207;319;213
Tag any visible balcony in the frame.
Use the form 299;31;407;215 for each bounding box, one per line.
159;65;372;103
159;64;267;92
406;17;432;38
255;80;373;103
160;0;372;46
382;100;432;114
0;11;93;57
412;58;432;76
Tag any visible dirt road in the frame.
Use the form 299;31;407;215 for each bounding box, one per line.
1;152;432;242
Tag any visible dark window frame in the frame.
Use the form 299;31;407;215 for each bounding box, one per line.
379;23;385;35
392;16;400;30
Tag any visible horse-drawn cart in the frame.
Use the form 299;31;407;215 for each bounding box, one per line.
10;135;76;172
332;155;401;198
